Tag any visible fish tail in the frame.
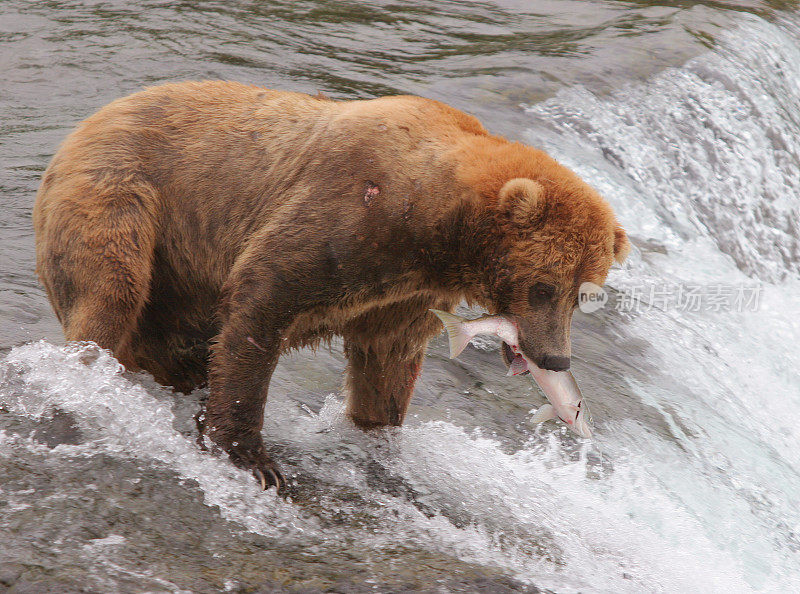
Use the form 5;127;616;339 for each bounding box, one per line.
429;309;472;358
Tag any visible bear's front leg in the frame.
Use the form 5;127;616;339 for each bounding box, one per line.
203;242;315;491
205;317;287;491
202;226;347;491
343;301;448;428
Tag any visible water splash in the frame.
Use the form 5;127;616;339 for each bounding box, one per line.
528;15;800;283
0;341;762;591
520;12;800;591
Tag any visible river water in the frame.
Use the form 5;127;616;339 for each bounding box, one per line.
2;1;800;592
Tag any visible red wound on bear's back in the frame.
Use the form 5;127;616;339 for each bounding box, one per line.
364;181;380;206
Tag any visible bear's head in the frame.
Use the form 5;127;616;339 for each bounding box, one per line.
490;176;629;371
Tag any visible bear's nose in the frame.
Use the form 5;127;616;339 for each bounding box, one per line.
537;355;571;372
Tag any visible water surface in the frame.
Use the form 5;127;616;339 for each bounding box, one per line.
2;1;800;592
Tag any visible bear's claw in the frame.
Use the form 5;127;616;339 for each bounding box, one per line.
226;440;285;493
253;466;284;492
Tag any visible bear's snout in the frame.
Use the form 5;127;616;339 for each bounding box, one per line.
535;354;571;372
513;316;572;373
501;341;570;372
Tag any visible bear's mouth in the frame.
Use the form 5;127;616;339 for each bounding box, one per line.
501;341;530;376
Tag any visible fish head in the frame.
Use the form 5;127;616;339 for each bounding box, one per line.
566;399;592;438
534;368;592;438
491;177;630;372
528;379;593;439
572;413;592;438
550;405;592;438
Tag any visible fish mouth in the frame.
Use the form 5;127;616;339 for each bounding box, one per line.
501;341;530;376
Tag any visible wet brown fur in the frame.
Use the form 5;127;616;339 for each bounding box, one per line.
33;81;629;484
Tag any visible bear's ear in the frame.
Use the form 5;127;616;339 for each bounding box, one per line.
497;178;545;226
613;224;631;264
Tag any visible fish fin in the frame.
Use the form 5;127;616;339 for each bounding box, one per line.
429;309;471;358
530;404;556;424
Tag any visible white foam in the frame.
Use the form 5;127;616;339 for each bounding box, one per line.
526;16;800;283
0;341;774;591
0;342;317;538
520;12;800;591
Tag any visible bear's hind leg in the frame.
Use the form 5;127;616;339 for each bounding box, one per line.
129;274;219;393
37;186;157;368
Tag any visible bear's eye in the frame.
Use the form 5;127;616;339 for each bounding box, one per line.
528;282;556;305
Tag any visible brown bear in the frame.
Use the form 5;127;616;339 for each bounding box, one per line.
33;80;630;490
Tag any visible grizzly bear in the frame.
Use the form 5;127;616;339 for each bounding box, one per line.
33;81;629;490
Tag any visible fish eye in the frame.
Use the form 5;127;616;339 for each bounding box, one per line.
528;282;555;305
